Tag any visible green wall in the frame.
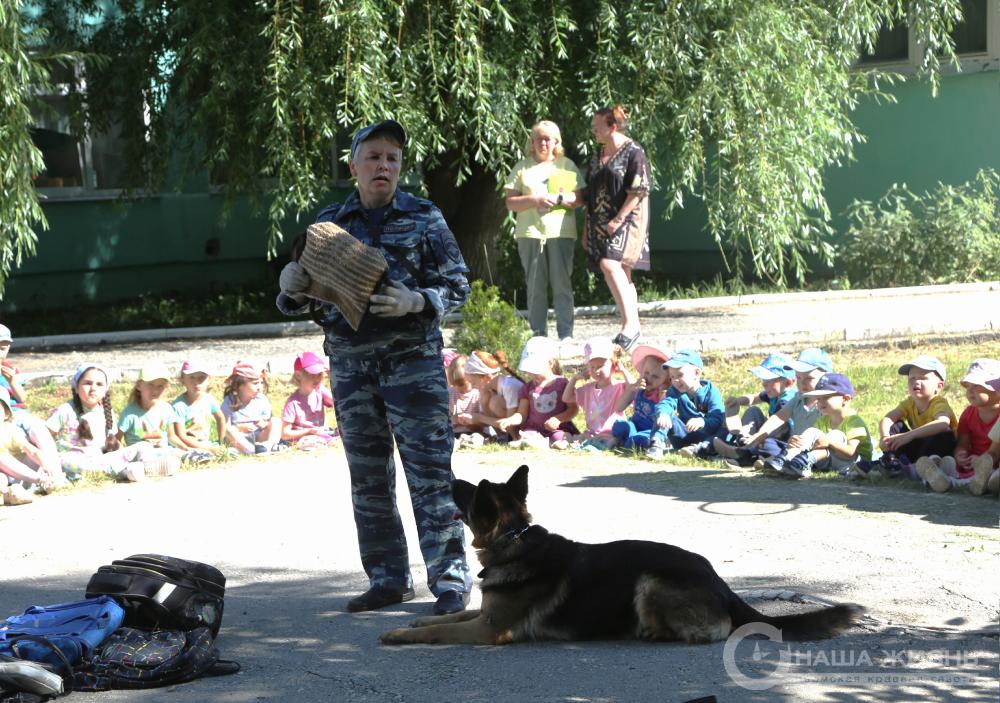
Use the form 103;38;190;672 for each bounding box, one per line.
824;69;1000;232
2;188;351;312
647;68;1000;279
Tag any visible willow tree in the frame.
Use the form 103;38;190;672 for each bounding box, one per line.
4;0;966;291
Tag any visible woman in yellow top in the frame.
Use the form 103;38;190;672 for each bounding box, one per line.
504;121;584;341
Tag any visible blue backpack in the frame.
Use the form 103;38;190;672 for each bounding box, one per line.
0;597;124;667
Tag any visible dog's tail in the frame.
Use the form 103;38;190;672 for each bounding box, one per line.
729;595;864;641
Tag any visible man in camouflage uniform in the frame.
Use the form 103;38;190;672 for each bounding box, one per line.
276;120;472;615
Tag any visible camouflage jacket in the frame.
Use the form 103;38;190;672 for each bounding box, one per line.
277;189;470;354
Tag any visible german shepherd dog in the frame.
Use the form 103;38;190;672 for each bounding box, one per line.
380;466;862;646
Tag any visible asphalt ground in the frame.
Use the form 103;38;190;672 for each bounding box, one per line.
2;281;998;702
0;450;995;702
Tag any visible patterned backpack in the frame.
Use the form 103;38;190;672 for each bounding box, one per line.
71;627;239;691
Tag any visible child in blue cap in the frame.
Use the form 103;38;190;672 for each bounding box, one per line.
762;372;873;478
707;352;797;461
659;349;726;457
717;347;833;468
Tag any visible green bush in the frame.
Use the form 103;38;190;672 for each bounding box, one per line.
451;280;531;361
839;168;1000;288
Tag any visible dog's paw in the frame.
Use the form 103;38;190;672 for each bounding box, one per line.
408;616;441;628
379;628;414;645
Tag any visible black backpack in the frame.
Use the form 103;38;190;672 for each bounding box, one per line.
71;627;239;691
85;555;225;637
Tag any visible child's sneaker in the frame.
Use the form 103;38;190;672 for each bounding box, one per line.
580;438;610;452
915;456;952;493
937;455;959;478
551;439;570;451
182;450;213;465
780;453;813;479
877;453;904;478
646;440;666;460
2;483;33;506
761;456;786;475
677;441;712;459
723;448;757;469
969;454;995;496
120;462;145;483
506;439;526;450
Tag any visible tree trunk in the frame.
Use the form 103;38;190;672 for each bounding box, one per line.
424;150;508;285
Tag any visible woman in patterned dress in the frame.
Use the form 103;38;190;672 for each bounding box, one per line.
584;105;651;352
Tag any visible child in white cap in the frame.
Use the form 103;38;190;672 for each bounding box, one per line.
970;395;1000;496
461;350;525;442
562;337;633;450
1;387;62;503
45;364;151;483
917;358;1000;493
170;359;228;459
874;355;957;479
0;324;26;409
502;336;578;449
117;363;181;475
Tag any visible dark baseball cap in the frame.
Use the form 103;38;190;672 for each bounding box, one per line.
350;120;406;159
803;372;856;398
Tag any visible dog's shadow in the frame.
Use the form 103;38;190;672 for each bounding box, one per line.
561;467;996;529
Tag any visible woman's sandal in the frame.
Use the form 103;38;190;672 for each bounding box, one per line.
611;329;642;352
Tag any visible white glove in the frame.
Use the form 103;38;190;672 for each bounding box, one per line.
369;280;425;317
279;261;312;299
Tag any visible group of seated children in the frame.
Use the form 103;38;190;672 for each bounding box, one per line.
444;334;1000;497
0;326;338;506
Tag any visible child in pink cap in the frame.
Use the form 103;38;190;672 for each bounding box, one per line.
281;352;338;450
562;337;634;450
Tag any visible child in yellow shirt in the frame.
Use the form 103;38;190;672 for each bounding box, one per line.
874;356;957;479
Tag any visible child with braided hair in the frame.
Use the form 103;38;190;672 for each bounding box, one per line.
44;364;148;482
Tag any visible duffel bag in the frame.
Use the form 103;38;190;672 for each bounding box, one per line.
85;555;224;637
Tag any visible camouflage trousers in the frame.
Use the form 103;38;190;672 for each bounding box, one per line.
329;340;471;596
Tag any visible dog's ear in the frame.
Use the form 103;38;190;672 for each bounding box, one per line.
506;465;529;504
451;479;476;516
472;478;499;525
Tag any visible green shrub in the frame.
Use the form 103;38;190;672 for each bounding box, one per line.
451;280;531;361
839;168;1000;288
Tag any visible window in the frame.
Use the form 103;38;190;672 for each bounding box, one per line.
951;0;989;55
857;0;998;69
31;61;136;197
859;22;909;65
